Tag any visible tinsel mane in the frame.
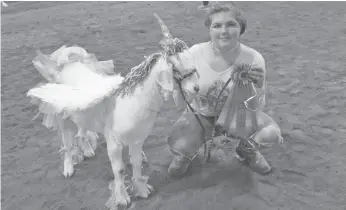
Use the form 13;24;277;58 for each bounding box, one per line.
115;52;162;97
161;38;189;59
115;38;188;98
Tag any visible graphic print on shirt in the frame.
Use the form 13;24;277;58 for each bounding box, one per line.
199;80;231;113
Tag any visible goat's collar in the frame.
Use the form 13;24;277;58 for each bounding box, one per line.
172;68;198;83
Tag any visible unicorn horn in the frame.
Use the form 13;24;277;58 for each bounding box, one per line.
154;13;173;40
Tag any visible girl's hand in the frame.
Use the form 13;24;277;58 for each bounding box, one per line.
248;67;264;88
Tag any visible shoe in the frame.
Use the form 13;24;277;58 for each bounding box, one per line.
168;155;191;177
235;139;272;175
197;5;208;10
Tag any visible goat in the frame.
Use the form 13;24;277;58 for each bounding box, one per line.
27;14;200;209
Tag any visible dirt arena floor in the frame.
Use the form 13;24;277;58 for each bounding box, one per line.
2;1;346;210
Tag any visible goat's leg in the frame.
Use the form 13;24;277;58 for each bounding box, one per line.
86;130;98;151
105;136;131;208
58;118;77;178
129;142;154;199
76;128;95;158
141;151;148;164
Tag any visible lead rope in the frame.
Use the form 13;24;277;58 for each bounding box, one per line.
205;75;234;162
175;79;208;160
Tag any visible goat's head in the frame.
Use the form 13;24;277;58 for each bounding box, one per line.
154;14;200;104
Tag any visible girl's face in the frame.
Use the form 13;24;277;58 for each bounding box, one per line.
209;11;240;51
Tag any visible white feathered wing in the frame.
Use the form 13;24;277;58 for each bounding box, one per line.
27;46;124;129
28;62;123;116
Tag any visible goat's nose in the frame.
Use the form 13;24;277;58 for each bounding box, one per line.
193;85;200;93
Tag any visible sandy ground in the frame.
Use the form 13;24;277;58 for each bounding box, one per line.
1;2;346;210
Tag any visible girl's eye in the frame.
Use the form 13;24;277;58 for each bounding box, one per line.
212;22;237;29
212;24;221;28
227;22;237;27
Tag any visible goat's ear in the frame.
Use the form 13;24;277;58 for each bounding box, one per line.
156;69;174;91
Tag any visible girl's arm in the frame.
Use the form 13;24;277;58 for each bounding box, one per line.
249;51;267;110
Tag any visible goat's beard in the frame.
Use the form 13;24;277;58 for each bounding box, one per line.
160;87;198;107
163;91;170;101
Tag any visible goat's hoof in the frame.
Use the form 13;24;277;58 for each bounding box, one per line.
106;180;132;209
117;196;131;209
132;176;154;199
106;197;131;210
106;193;131;210
63;163;74;178
135;183;154;199
81;140;95;158
83;148;95;158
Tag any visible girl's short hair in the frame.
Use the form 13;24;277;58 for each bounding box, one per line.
204;2;247;36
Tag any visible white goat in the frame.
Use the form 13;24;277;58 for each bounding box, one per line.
27;14;200;209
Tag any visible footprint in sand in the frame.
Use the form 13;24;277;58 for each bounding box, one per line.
281;169;307;178
254;179;285;206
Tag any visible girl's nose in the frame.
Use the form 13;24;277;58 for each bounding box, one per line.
221;26;228;33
